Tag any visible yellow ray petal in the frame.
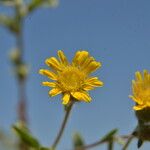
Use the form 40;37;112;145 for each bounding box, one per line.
49;88;62;96
144;70;149;79
83;85;94;91
45;57;62;71
81;56;95;70
71;91;91;102
85;77;103;87
135;71;143;81
72;51;89;66
77;51;89;66
72;51;81;65
62;93;70;105
144;70;149;85
83;61;101;74
58;50;68;66
133;105;146;111
42;82;56;87
132;80;136;90
129;95;143;105
39;69;57;80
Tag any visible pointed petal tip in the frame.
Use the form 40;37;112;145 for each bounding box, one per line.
99;81;104;86
48;88;62;97
57;50;63;55
133;105;143;111
42;81;56;87
39;69;44;74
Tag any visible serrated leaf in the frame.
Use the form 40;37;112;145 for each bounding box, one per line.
12;125;40;148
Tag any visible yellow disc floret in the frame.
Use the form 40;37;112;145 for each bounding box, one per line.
57;66;86;92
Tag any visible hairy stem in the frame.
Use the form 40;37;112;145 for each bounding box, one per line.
51;102;74;149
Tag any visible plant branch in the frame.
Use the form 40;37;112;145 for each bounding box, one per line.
122;134;134;150
121;129;137;150
75;138;107;150
75;133;135;150
51;101;74;149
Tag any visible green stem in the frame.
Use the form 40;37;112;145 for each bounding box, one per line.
14;0;27;124
51;102;74;149
108;139;113;150
76;139;106;150
122;135;134;150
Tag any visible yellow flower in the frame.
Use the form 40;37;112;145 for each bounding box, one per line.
39;50;103;105
130;70;150;111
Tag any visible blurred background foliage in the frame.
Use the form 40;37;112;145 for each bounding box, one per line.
0;0;58;149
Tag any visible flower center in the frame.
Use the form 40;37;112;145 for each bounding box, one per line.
57;66;86;92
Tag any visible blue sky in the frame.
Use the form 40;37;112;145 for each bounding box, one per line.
0;0;150;149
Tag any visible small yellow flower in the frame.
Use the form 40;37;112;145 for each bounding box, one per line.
39;50;103;105
130;70;150;111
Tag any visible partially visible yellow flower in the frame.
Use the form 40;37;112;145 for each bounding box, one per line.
130;70;150;111
39;50;103;105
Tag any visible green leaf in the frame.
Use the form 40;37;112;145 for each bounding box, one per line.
100;129;118;142
73;132;85;149
12;125;40;148
27;0;58;13
28;0;43;12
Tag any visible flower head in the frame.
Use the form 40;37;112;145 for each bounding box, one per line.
130;70;150;111
39;50;103;105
